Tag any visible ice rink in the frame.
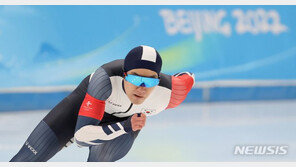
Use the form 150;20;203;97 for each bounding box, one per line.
1;100;296;162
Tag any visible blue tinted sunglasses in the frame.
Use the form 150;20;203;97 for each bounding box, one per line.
125;74;160;88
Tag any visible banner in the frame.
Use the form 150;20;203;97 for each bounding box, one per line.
0;6;295;88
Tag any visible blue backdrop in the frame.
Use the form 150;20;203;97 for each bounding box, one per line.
0;6;296;110
0;6;295;87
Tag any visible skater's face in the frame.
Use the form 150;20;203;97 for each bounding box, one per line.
124;68;159;105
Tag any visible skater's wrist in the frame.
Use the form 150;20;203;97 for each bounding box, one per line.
122;117;132;132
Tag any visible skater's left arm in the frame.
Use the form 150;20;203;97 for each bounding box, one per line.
166;72;195;109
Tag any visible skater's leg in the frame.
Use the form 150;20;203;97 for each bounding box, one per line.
87;131;139;162
10;120;60;162
10;75;90;162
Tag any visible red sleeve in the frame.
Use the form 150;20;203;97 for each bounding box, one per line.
78;93;105;120
166;74;194;109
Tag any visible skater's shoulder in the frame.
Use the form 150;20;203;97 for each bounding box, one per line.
101;59;124;77
158;72;172;90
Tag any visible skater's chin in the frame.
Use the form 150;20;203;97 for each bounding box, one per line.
130;95;146;104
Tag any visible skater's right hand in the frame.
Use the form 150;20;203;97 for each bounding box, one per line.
130;113;146;131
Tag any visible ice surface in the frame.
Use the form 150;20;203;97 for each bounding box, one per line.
1;100;296;162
